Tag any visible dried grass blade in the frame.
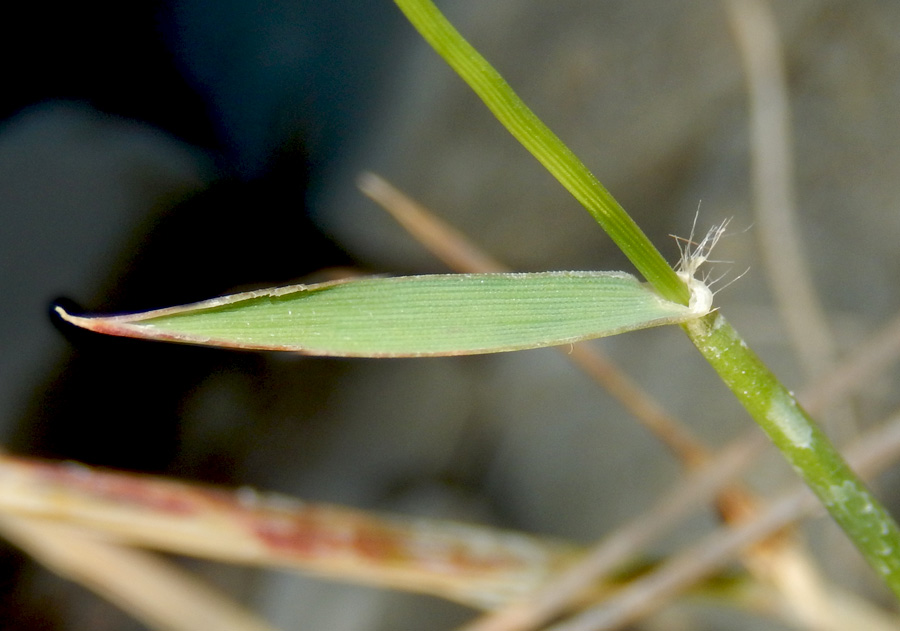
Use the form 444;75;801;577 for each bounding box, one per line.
0;455;578;610
0;513;277;631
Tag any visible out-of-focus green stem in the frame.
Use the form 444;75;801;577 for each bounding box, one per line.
393;0;900;600
392;0;689;306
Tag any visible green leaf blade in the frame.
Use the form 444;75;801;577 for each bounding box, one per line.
57;273;697;357
392;0;689;305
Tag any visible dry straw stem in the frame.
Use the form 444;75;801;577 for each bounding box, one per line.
800;310;900;415
0;455;577;611
0;513;276;631
724;0;837;380
546;409;900;631
360;174;900;631
457;435;767;631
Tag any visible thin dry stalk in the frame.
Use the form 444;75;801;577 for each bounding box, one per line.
358;171;508;274
0;513;276;631
724;0;838;379
546;410;900;631
800;310;900;414
457;435;766;631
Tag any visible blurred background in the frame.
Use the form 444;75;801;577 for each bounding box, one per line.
3;0;900;628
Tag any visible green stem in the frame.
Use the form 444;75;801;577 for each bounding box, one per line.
393;0;689;306
684;312;900;597
393;0;900;600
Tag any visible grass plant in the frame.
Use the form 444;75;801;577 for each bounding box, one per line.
27;0;900;628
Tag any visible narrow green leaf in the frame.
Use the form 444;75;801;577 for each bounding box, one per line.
392;0;689;305
56;273;701;357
